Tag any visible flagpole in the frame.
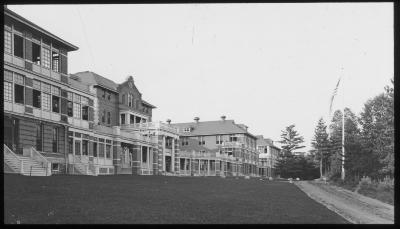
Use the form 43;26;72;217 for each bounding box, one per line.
341;71;345;181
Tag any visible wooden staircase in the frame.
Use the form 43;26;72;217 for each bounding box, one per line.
3;145;51;176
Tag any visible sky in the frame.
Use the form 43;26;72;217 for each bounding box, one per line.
8;3;393;152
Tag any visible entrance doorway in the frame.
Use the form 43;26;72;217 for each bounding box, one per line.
165;156;171;172
4;116;20;154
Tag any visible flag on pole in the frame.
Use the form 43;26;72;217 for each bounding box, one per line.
329;77;341;115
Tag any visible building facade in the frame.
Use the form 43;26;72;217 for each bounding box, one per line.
3;7;79;175
3;8;179;177
256;136;281;178
171;116;260;177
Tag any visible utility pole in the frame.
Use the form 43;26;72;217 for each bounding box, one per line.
341;73;345;181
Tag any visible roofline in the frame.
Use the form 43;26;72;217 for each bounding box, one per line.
5;7;79;52
94;84;118;94
142;100;157;108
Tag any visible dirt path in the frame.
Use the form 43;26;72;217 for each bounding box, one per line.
295;181;394;224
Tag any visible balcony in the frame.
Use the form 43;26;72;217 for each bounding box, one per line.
221;141;244;148
94;125;156;143
121;121;178;135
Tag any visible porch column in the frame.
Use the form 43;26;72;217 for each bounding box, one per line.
162;136;166;172
215;160;220;176
132;144;142;175
198;159;201;175
189;158;192;175
171;138;175;172
208;160;210;176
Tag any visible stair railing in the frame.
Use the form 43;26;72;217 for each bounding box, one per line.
4;144;23;174
30;147;51;176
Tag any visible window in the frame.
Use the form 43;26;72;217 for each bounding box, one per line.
130;114;135;124
198;136;205;145
216;135;223;144
73;103;81;119
32;42;41;65
102;90;106;99
181;137;188;146
142;148;147;163
67;101;73;117
42;93;51;111
82;106;89;121
128;94;132;107
33;89;41;108
102;110;106;123
183;127;191;133
106;145;111;159
14;84;24;104
121;114;125;125
82;140;88;156
13;34;23;58
52;163;59;171
52;127;58;153
122;94;126;104
99;143;105;158
68;137;73;154
36;124;42;151
52;51;59;72
107;93;111;100
42;48;51;68
107;112;111;124
93;142;98;157
229;135;237;142
75;140;81;156
4;30;12;54
4;81;12;102
52;95;60;113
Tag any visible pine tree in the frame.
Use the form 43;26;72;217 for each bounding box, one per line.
311;118;330;178
278;124;305;157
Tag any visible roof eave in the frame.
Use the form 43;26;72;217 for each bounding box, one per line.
5;8;79;52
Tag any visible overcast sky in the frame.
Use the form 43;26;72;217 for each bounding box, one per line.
8;3;393;151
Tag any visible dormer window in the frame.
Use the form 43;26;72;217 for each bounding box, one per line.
183;127;191;133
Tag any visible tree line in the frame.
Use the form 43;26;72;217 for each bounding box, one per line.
311;79;394;181
274;79;393;181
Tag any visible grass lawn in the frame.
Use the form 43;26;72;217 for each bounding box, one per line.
4;174;349;224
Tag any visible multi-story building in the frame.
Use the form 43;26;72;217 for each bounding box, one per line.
3;8;179;177
71;72;180;176
3;7;79;176
256;136;281;178
171;116;260;177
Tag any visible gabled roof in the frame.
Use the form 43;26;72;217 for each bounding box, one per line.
68;74;91;94
171;120;256;138
142;100;156;108
4;7;78;52
73;71;119;92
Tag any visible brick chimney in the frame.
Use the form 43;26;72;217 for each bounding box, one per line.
194;117;200;123
221;115;226;121
166;119;171;125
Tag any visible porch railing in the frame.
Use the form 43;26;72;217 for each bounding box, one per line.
31;147;51;176
4;144;23;174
